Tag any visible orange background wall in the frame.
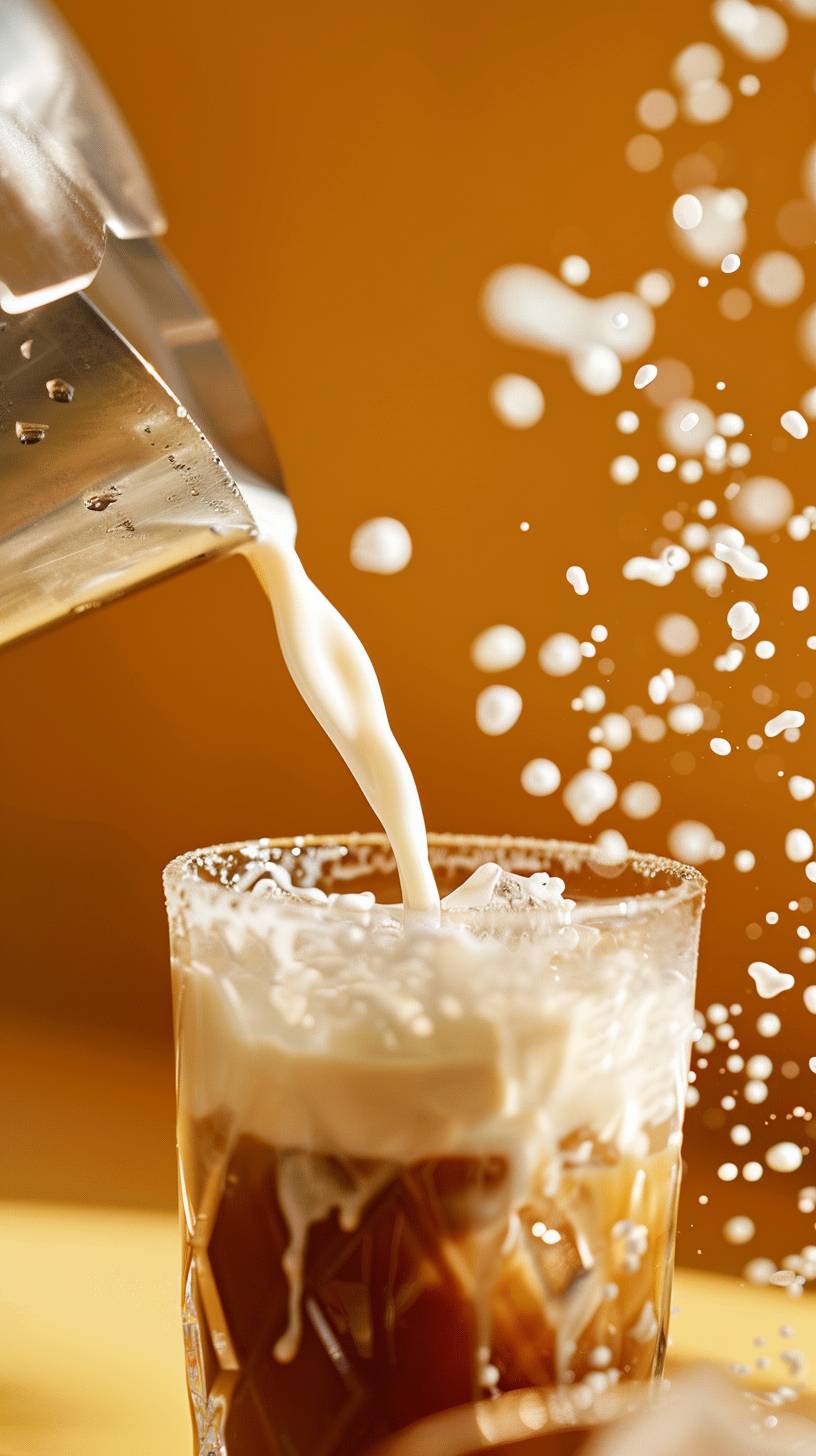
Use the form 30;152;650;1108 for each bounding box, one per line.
2;0;815;1273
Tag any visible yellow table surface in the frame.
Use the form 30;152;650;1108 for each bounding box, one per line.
2;1202;814;1456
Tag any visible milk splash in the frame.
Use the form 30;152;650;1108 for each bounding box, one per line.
479;0;816;1412
240;486;437;915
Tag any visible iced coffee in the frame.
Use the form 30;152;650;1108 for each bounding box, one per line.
164;834;703;1455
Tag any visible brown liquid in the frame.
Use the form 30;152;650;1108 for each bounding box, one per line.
181;1122;679;1455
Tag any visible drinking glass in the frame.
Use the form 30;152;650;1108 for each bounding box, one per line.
164;833;704;1456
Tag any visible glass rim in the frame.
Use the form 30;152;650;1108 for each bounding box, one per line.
164;831;707;923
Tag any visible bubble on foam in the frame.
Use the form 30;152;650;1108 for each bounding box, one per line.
752;251;805;306
520;757;561;797
672;187;747;265
350;517;412;574
765;1142;803;1173
748;960;795;998
712;0;788;61
538;633;582;676
475;685;523;736
471;625;526;672
566;564;589;596
562;769;618;826
765;709;805;737
482;266;654;398
490;374;545;429
620;781;661;819
730;476;794;533
781;409;808;439
786;828;814;863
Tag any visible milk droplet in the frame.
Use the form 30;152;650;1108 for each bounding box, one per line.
490;374;545;428
521;758;561;796
669;702;704;734
727;601;760;640
765;709;805;737
538;633;582;676
765;1142;803;1174
786;828;814;863
610;454;639;484
722;253;741;273
804;985;816;1013
735;849;755;872
731;476;793;534
748;960;795;998
669;820;716;865
617;410;639;434
560;255;591;285
793;586;809;612
634;363;658;389
595;828;628;864
753;251;804;306
718;1162;739;1182
781;410;808;440
471;625;526;672
350;517;412;574
724;1215;755;1244
711;736;732;756
620;781;661;818
566;564;589;596
656;613;700;656
712;0;788;62
476;685;523;736
714;541;768;582
680;411;700;432
562;769;617;826
673;194;704;230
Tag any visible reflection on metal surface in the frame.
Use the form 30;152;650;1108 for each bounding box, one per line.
88;237;285;495
0;294;256;647
0;0;166;241
0;112;105;314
